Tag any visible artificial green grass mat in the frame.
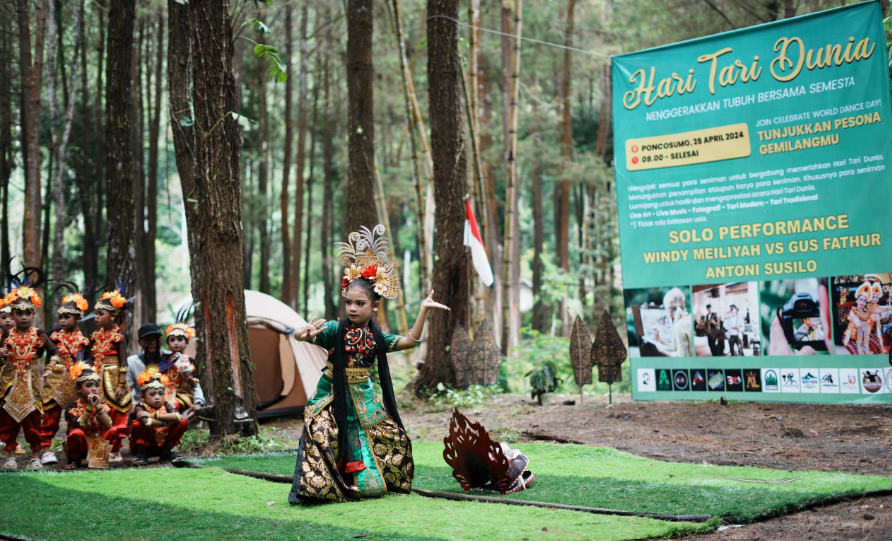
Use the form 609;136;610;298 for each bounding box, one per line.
0;468;709;541
193;441;892;523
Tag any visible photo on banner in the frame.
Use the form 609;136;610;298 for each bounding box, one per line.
624;286;693;358
759;278;831;356
692;282;761;357
830;273;892;355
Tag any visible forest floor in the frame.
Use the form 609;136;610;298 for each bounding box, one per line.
268;393;892;540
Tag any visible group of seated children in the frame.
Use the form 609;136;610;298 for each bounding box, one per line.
0;270;202;470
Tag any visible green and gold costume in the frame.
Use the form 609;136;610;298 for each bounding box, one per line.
289;320;413;503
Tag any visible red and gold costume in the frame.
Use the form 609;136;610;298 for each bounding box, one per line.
163;321;198;411
0;281;59;452
90;325;131;438
129;367;188;457
63;363;120;466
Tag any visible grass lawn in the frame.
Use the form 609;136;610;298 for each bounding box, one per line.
0;468;710;541
194;442;892;523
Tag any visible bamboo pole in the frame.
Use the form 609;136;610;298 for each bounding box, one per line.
500;0;523;355
373;157;409;336
388;0;432;293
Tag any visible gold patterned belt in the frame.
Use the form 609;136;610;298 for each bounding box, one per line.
323;362;371;384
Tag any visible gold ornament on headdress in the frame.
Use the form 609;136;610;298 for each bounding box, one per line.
335;224;401;300
855;281;871;300
70;361;100;383
137;364;169;391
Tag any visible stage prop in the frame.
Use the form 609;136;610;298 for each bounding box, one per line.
449;320;504;388
443;409;534;495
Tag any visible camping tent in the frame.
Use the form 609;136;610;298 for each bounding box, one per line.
173;290;327;419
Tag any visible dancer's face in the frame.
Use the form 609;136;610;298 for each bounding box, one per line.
0;312;12;331
143;387;165;409
13;309;33;330
77;379;99;400
857;295;867;309
168;335;187;353
95;309;114;328
344;288;378;326
58;313;79;332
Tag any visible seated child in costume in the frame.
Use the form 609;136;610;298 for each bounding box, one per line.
161;321;203;418
129;366;188;466
63;362;119;470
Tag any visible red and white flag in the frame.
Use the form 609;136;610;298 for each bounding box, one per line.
464;198;494;286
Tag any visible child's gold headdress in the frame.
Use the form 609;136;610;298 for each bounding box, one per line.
335;224;400;300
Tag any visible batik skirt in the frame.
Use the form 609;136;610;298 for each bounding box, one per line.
288;367;413;503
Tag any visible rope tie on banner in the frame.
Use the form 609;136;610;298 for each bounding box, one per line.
426;15;613;59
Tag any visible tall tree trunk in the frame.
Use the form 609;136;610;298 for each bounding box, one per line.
256;51;270;295
0;15;11;277
16;0;48;272
50;0;82;311
415;0;468;392
133;19;146;327
105;0;136;294
145;14;164;322
76;0;98;302
500;0;522;354
558;0;574;274
280;5;294;305
189;0;255;436
388;0;430;295
303;57;320;317
530;102;546;333
478;51;501;339
346;0;377;233
167;0;200;359
321;37;336;321
94;1;106;254
500;1;511;149
290;4;309;308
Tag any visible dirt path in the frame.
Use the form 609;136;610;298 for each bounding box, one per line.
380;393;892;539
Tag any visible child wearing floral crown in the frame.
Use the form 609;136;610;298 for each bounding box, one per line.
38;286;92;465
0;269;64;470
91;281;131;464
63;362;118;470
288;225;450;504
158;308;203;418
129;365;188;466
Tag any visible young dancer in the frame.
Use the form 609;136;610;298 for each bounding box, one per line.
162;320;204;417
0;273;63;470
91;286;131;463
129;365;188;466
38;290;91;465
63;361;119;469
288;224;449;504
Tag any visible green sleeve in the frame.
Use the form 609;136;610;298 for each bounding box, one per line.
381;331;403;352
312;321;339;350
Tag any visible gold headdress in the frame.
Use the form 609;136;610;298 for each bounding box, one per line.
855;281;871;300
166;322;196;340
59;293;89;316
335;224;401;300
0;297;8;314
5;267;44;311
137;364;169;392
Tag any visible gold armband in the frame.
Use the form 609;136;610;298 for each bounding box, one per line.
175;413;184;423
145;418;152;427
118;366;129;373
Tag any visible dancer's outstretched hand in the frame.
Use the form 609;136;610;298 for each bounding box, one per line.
421;290;450;311
298;317;327;341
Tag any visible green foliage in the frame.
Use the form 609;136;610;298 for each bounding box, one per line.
177;426;294;455
432;383;504;414
525;361;562;400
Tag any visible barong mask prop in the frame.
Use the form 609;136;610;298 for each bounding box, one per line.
443;409;534;495
4;266;45;312
336;224;401;300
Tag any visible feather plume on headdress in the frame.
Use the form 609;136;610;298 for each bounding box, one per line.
166;304;196;340
95;272;134;313
5;267;44;311
335;224;401;300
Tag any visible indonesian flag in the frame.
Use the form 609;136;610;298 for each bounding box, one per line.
464;198;494;286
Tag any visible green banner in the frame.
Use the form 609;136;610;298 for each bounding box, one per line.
613;1;892;403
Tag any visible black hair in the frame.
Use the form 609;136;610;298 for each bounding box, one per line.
345;278;381;302
706;304;711;309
